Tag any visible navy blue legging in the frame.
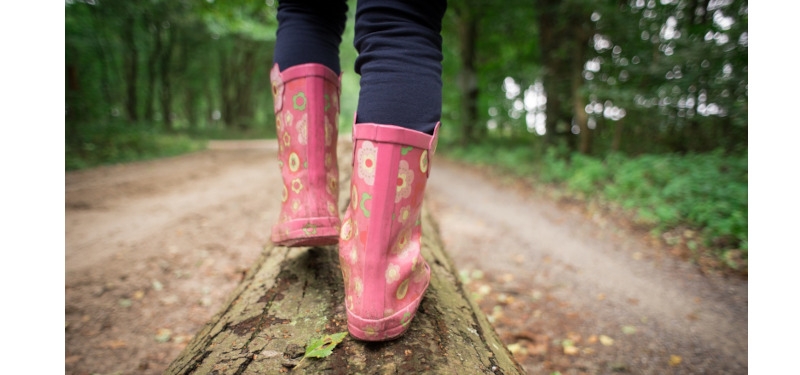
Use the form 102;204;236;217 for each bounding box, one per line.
274;0;446;135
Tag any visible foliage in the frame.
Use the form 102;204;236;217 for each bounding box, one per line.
65;0;748;273
294;332;348;370
65;0;278;130
65;121;205;170
443;144;748;270
442;0;747;155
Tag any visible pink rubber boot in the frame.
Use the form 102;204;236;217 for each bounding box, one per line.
270;63;341;247
338;121;439;341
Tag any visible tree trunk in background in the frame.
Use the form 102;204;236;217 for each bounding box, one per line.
456;10;479;146
66;63;81;123
572;70;591;155
235;40;256;130
612;117;623;152
571;25;591;155
176;28;197;129
220;45;235;128
206;77;217;127
536;0;574;150
185;88;198;128
122;15;139;122
536;0;592;153
145;23;162;122
160;26;175;128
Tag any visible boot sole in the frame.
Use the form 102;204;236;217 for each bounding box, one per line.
271;217;340;247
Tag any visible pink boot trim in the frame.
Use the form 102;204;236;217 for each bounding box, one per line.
270;63;342;247
339;121;439;342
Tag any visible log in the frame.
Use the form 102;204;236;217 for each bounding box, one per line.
165;204;524;374
165;140;524;374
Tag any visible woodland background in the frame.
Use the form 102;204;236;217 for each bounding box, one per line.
64;0;747;272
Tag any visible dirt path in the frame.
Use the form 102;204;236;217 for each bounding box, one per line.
65;141;747;374
427;160;747;374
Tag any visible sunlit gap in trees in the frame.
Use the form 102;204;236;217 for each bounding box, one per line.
491;76;628;136
488;77;548;136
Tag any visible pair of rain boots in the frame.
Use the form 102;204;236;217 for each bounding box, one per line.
270;63;438;341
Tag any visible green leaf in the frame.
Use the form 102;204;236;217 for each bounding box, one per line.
304;332;348;359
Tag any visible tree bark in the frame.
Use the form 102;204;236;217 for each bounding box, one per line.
235;40;257;130
612;117;623;153
572;63;591;155
165;153;524;374
160;25;175;128
456;9;480;146
145;22;162;122
122;15;139;122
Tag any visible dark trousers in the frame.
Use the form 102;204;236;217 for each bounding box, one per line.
274;0;447;134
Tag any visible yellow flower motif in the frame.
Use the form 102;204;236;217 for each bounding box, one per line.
332;94;339;114
291;199;301;213
420;150;429;173
340;261;350;284
327;174;338;196
289;152;300;172
285;111;293;127
270;66;283;112
354;277;363;297
396;279;410;300
324;117;333;146
351;185;358;210
349;247;358;264
327;201;337;216
303;223;317;236
281;185;288;202
291;178;303;194
340;218;353;241
398;206;410;223
385;263;401;284
283;132;291;147
393;228;411;256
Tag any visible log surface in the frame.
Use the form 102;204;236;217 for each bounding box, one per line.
165;205;524;374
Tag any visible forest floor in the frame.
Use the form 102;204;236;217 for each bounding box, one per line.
65;139;747;375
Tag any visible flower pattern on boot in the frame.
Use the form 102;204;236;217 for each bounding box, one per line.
270;63;342;247
339;122;439;341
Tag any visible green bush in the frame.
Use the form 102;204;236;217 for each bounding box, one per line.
443;143;748;269
66;122;206;170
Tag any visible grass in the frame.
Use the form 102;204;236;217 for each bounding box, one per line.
444;140;748;274
65;121;276;171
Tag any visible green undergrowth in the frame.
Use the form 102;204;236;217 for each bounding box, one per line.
444;141;748;274
65;122;276;170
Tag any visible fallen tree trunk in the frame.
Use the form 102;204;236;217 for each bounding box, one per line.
165;205;523;374
166;142;524;374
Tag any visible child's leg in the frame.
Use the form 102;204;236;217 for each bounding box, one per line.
274;0;348;74
269;0;348;246
353;0;447;134
339;0;447;341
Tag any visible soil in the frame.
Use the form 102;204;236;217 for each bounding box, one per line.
65;139;747;375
